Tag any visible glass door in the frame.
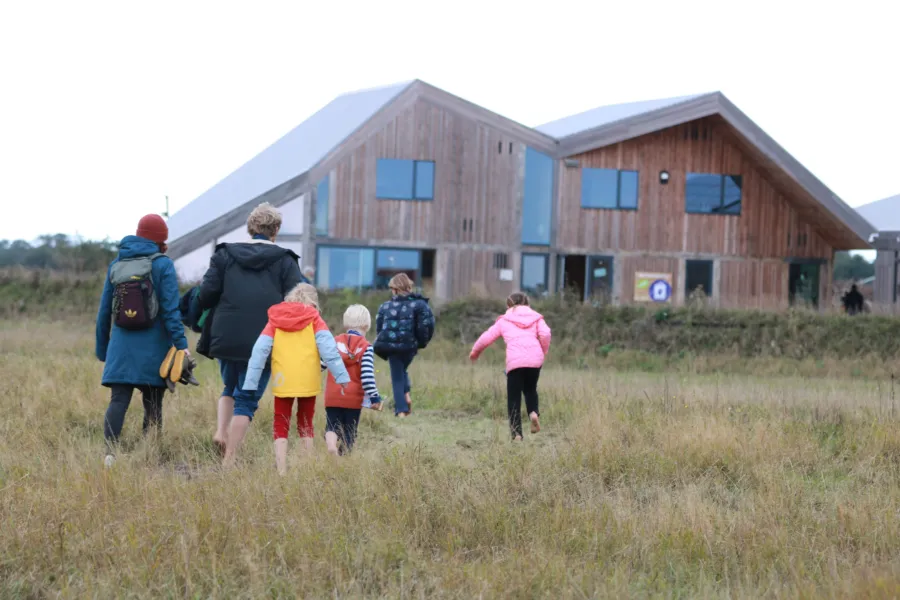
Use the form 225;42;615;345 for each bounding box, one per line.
586;255;614;305
789;262;820;308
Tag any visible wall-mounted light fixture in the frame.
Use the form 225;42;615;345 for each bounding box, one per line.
564;158;580;169
659;170;670;184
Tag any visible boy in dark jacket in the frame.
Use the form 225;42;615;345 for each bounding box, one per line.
197;203;303;456
374;273;435;417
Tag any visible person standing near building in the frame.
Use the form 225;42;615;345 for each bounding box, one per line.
95;215;188;466
197;203;303;460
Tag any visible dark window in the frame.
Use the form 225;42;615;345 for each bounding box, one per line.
685;173;742;215
685;260;713;298
493;253;509;270
374;248;420;288
376;159;434;200
581;168;639;210
315;176;329;236
522;148;553;245
521;253;549;295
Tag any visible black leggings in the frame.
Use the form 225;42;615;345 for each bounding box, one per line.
506;367;540;438
104;385;165;452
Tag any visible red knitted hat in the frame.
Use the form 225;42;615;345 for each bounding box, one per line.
136;214;169;244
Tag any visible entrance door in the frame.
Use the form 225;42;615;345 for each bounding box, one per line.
789;262;820;308
560;255;586;300
586;255;614;304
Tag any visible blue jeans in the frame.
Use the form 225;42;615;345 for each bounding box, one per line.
218;359;271;421
388;353;414;415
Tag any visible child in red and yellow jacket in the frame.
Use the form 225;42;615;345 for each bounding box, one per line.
243;283;349;474
322;304;383;456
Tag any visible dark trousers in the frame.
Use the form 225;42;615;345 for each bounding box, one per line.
325;407;362;455
388;353;414;415
104;385;165;452
506;368;541;438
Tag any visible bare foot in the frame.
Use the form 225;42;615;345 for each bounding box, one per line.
530;412;540;434
398;412;409;419
405;392;412;414
513;435;523;441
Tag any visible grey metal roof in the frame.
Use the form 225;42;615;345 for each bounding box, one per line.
856;194;900;232
535;94;707;138
167;80;414;241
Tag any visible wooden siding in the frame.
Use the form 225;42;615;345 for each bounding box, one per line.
556;117;832;261
328;99;524;248
718;260;788;311
435;247;516;302
618;255;681;303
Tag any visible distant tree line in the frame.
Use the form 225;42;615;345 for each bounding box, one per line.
833;251;875;282
0;235;117;273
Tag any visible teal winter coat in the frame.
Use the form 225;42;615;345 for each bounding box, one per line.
95;236;188;387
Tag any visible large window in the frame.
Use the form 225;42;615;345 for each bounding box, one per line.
685;173;742;215
522;148;553;245
316;246;424;291
315;176;329;236
521;253;549;295
581;168;639;210
685;259;713;298
376;159;434;200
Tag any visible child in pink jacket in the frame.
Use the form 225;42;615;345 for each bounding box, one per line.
469;292;552;440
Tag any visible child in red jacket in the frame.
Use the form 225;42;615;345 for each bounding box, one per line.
322;304;383;456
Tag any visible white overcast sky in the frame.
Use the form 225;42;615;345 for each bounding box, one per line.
0;0;896;244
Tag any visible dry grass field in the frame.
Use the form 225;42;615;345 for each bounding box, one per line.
3;318;900;598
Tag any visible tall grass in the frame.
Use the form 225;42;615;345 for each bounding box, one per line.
3;319;900;597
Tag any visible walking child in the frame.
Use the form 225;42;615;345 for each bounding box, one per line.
243;283;349;474
322;304;384;456
373;274;435;418
469;292;551;440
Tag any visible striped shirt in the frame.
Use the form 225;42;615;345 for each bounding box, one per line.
321;330;381;405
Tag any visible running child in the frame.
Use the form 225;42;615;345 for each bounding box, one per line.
469;292;551;440
243;283;349;474
322;304;383;456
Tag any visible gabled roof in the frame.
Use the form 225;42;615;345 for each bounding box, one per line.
167;81;876;254
856;194;900;232
536;94;707;138
166;81;414;241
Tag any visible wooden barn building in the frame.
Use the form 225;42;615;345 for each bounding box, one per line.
167;80;875;309
857;194;900;311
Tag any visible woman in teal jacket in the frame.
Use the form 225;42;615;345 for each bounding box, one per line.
95;215;188;464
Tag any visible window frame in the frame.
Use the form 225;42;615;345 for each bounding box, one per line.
684;259;714;298
375;159;435;201
315;175;330;237
580;168;640;211
685;173;743;215
520;252;550;295
315;244;424;290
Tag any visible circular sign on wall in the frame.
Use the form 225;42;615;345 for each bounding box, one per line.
649;279;672;303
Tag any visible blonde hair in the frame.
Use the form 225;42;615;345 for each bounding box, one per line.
343;304;371;332
285;283;319;310
246;202;282;240
388;273;414;294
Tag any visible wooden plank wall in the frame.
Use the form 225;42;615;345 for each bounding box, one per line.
556;116;832;261
619;255;681;303
329;99;523;247
435;247;516;302
718;261;788;310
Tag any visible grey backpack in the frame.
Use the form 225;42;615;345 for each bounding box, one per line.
109;253;163;330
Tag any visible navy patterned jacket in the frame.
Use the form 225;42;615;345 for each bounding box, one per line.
373;293;435;358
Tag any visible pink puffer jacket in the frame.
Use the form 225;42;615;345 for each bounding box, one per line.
469;306;551;372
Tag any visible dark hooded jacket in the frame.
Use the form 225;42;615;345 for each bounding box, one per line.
373;293;435;358
197;240;302;361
